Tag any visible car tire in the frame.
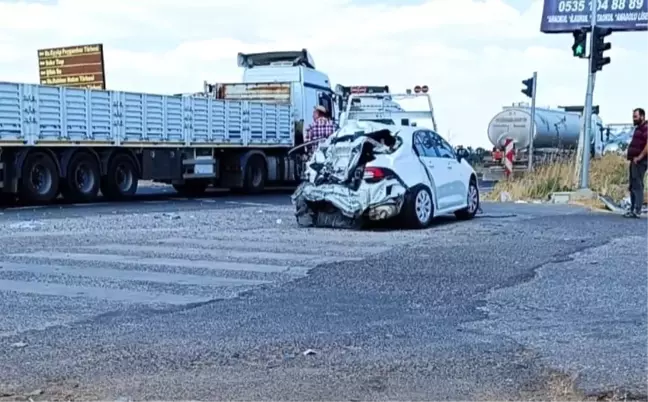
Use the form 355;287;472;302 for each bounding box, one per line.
455;180;479;220
401;184;434;229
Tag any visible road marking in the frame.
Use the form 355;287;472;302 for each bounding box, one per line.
0;225;400;336
225;201;274;207
190;230;405;244
157;237;390;256
78;244;362;264
0;279;209;305
9;252;306;275
0;262;270;287
3;205;47;211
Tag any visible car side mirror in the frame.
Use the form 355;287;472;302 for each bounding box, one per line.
456;148;469;162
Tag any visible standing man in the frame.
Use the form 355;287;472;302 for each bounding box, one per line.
305;105;336;145
303;105;336;158
625;107;647;218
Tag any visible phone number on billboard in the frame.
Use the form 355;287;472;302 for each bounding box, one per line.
557;0;644;12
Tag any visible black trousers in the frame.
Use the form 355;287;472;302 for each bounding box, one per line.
629;159;647;213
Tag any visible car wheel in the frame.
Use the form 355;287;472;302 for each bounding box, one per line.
401;184;434;229
455;180;479;220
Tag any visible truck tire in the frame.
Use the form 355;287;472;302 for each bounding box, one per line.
242;155;267;194
400;184;434;229
61;152;100;202
101;154;138;200
173;180;209;197
19;152;60;204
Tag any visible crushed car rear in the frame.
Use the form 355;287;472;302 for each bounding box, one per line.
292;121;408;228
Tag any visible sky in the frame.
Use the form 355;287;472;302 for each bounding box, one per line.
1;0;647;148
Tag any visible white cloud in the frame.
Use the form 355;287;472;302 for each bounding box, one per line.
1;0;646;147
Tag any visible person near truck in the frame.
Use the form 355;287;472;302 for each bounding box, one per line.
303;105;336;156
625;107;647;218
305;105;336;143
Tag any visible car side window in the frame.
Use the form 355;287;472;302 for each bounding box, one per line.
413;131;437;157
429;131;455;159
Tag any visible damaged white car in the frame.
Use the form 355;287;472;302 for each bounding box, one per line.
292;120;480;229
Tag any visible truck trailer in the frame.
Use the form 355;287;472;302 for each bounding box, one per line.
482;104;606;180
0;49;336;204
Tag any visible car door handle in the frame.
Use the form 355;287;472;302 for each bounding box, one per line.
447;165;452;169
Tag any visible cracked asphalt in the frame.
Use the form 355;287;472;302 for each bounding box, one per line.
0;194;646;401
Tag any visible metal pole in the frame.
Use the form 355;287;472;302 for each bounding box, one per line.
578;4;598;189
528;71;537;171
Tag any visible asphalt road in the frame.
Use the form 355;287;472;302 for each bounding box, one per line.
0;193;645;401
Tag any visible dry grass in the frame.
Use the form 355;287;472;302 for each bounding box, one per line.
485;154;647;203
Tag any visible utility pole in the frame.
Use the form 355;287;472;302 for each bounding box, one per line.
528;72;537;171
521;73;537;171
576;4;598;189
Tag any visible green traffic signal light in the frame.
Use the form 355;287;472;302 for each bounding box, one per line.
572;28;588;58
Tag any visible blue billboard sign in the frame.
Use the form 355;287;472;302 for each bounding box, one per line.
541;0;648;33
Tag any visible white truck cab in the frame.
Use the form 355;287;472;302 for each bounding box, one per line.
204;49;335;143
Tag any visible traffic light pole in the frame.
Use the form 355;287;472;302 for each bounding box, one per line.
528;71;537;172
577;4;598;189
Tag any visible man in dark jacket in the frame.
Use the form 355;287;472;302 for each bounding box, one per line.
625;107;647;218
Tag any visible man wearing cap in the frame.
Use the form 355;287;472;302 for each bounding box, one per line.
305;105;336;145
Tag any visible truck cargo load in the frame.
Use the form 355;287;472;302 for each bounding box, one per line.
0;48;336;205
0;82;293;147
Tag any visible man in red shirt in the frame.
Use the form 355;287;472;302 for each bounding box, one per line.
625;107;647;218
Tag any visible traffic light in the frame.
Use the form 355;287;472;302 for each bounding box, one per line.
572;28;588;58
591;26;612;73
521;76;535;98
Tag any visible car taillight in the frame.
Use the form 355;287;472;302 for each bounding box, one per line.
363;167;392;182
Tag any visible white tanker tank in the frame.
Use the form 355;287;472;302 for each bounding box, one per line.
487;106;602;150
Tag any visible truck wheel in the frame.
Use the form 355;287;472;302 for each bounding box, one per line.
173;180;209;197
242;155;267;194
101;154;138;200
400;184;434;229
19;152;60;204
61;152;100;202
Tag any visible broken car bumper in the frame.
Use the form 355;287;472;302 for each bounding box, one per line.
291;179;407;226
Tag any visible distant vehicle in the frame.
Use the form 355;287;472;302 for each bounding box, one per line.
0;49;336;205
292;92;479;229
483;104;606;180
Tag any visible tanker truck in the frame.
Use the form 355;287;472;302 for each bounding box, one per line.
482;104;605;181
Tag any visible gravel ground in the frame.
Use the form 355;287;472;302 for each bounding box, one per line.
0;198;645;401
